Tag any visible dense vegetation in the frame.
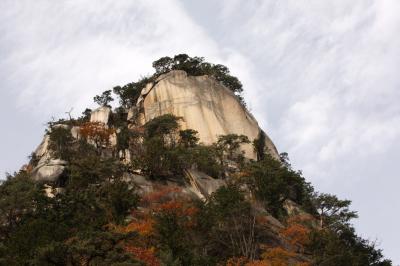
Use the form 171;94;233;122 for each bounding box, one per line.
0;55;392;265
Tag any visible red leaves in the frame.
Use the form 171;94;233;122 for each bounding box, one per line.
141;185;198;222
125;218;154;237
157;201;183;212
261;247;298;266
281;214;313;252
125;246;160;266
225;257;248;266
281;224;310;247
245;261;268;266
79;122;115;147
141;185;182;205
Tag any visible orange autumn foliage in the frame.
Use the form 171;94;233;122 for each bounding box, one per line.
141;185;182;206
296;263;311;266
226;257;248;266
234;170;252;179
261;247;297;266
255;215;269;225
157;201;183;212
286;214;314;227
245;260;268;266
247;259;309;266
280;214;312;254
156;200;198;215
79;122;115;147
125;246;160;266
226;257;307;266
185;205;199;216
125;218;154;236
281;224;310;247
25;164;34;173
156;200;199;229
140;185;199;225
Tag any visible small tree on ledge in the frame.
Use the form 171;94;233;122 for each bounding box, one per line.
94;90;114;107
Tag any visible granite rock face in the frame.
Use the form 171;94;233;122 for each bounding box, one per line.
31;125;76;183
90;106;111;125
34;135;50;158
136;70;279;160
29;70;280;197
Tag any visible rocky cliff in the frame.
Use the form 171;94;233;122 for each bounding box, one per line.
30;70;280;199
4;59;391;265
134;70;279;160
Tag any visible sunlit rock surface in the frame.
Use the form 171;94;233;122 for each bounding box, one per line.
34;135;50;158
136;70;279;160
90;106;111;125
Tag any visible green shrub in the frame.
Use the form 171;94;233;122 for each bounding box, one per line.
242;154;315;218
113;77;151;108
253;130;266;161
191;145;222;178
48;126;74;160
138;115;222;179
144;114;181;139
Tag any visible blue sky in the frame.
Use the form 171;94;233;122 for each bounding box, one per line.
1;0;399;263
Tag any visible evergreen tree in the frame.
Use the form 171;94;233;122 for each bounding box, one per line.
94;90;114;107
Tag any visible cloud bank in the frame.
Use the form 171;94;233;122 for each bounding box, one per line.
1;0;230;118
183;0;400;261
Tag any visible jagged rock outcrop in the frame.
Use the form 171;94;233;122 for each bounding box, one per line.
184;169;226;200
135;70;279;160
124;170;225;200
34;134;50;158
31;159;67;182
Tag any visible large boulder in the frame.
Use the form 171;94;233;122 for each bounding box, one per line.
31;159;67;183
34;124;81;159
70;126;81;139
124;170;225;201
136;70;279;160
184;169;226;199
90;106;111;125
33;124;81;159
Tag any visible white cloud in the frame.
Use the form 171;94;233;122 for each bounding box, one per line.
213;0;400;172
0;0;222;118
